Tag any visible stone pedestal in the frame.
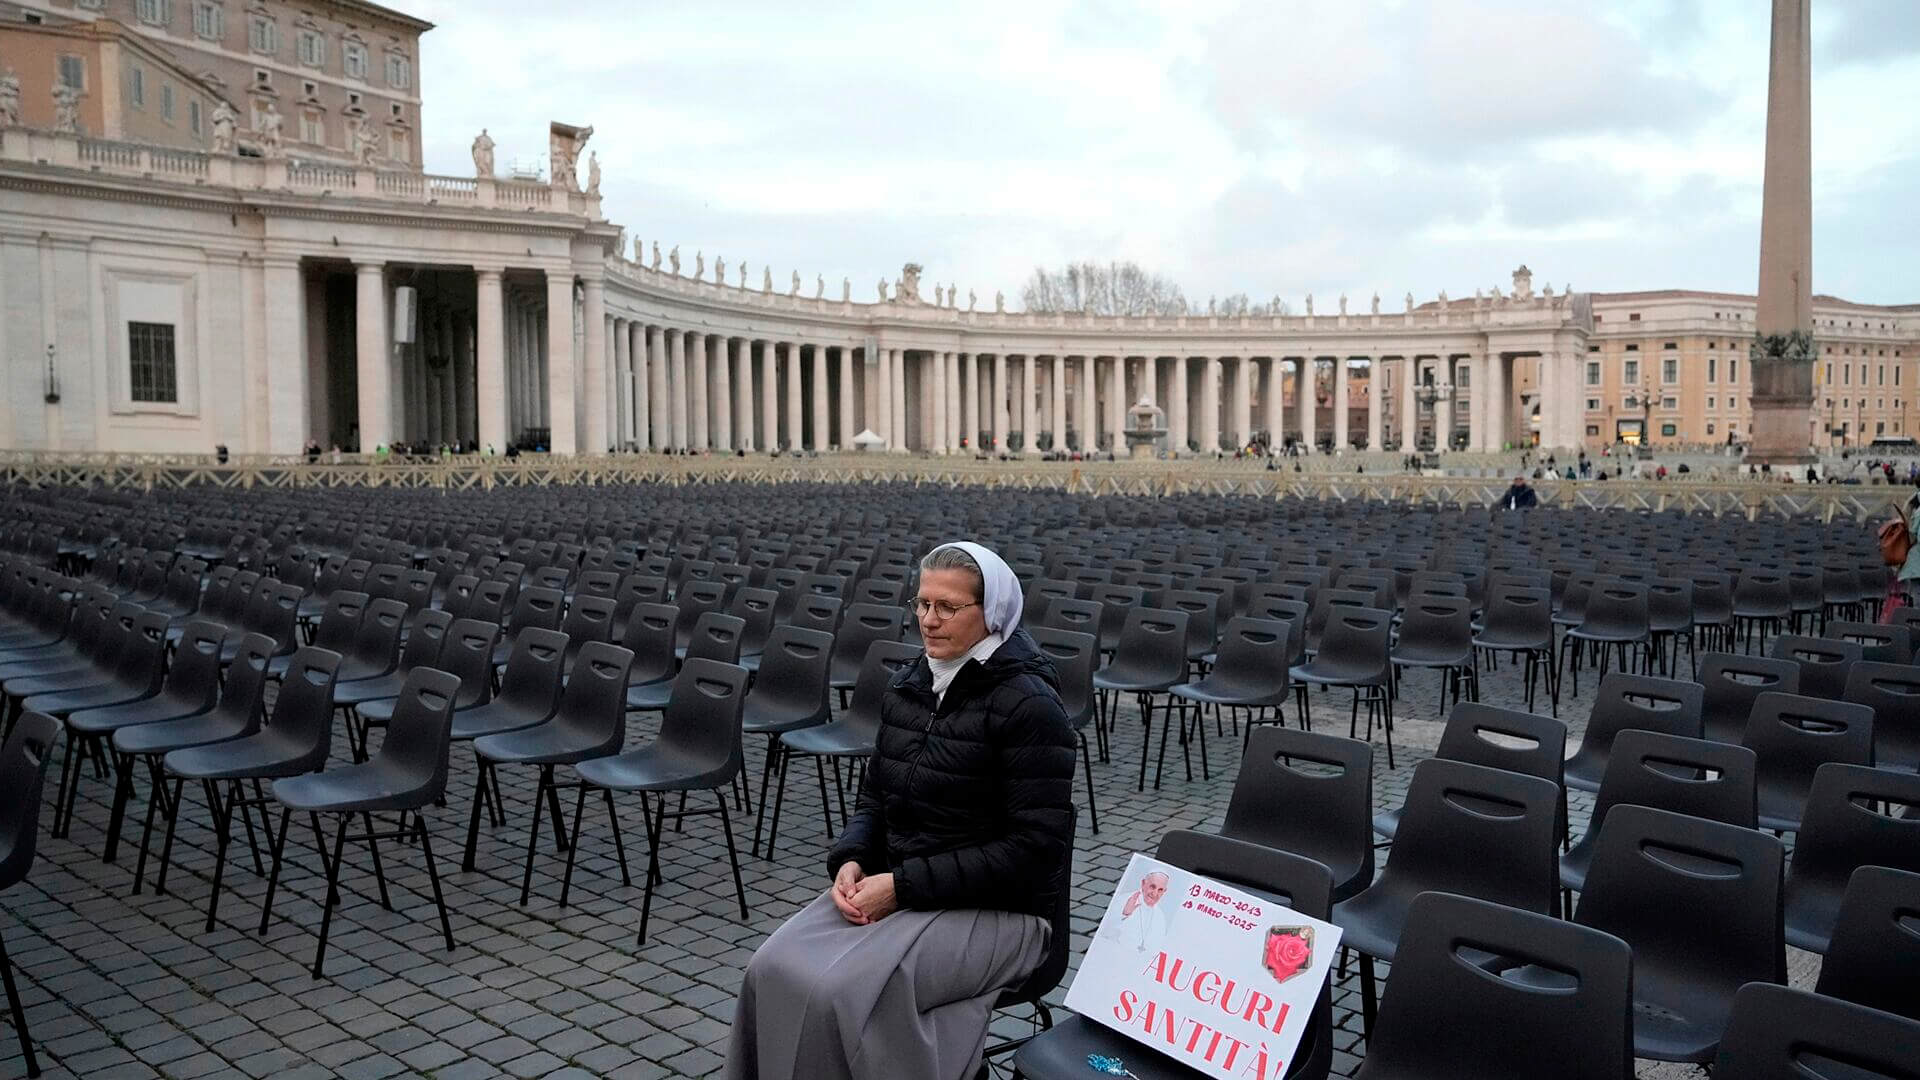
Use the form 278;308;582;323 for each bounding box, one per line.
1748;0;1815;464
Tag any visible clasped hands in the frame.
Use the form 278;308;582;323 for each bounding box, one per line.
831;862;898;925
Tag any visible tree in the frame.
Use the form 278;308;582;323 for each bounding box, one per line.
1019;261;1190;316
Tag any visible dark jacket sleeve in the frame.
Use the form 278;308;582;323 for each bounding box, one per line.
891;680;1076;912
826;751;888;881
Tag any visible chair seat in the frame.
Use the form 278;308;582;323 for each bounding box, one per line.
450;703;548;743
1330;888;1410;962
356;697;399;726
1371;806;1402;841
1504;965;1728;1063
2;665;102;695
115;713;249;756
741;706;823;737
23;683;149;718
1755;790;1804;833
1783;884;1842;953
780;723;872;758
164;730;315;780
68;694;206;735
471;724;612;767
1092;668;1178;693
574;745;731;794
273;762;433;814
625;679;674;711
1289;661;1387;688
1391;644;1471;667
1566;627;1648;644
333;672;407;708
1472;633;1550;652
1168;679;1284;707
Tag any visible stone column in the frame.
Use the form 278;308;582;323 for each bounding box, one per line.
782;342;801;451
892;349;908;452
352;261;389;452
1105;357;1124;452
544;272;575;453
1199;356;1221;454
1535;355;1557;451
961;353;978;452
839;346;856;450
612;317;630;448
1401;357;1419;450
1075;356;1094;452
441;308;459;444
685;331;707;450
1161;359;1184;454
1231;356;1252;450
1297;358;1316;450
629;322;648;451
667;329;687;450
1366;358;1383;451
1049;356;1067;452
260;258;309;454
760;341;779;450
1484;353;1505;451
1019;354;1037;455
811;345;830;451
579;279;606;453
1435;358;1455;452
1264;359;1286;449
712;336;733;451
988;354;1004;452
1329;358;1349;451
474;269;506;453
645;326;666;449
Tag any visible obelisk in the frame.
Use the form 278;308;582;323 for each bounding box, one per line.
1747;0;1815;464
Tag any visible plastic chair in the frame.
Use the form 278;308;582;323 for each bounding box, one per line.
1744;691;1874;832
1783;763;1920;953
1814;866;1920;1022
1391;594;1478;719
743;626;834;855
488;586;565;669
1173;615;1291;755
1645;576;1697;677
1290;606;1397;768
1220;726;1374;901
827;602;906;694
626;612;743;711
1332;758;1562;1035
1091;607;1190;790
1842;660;1920;772
1472;584;1558;714
264;667;461;977
1559;805;1786;1062
1353;892;1634;1080
574;658;751;946
1698;651;1800;745
1768;634;1861;701
0;711;58;1078
1558;580;1651;697
1731;571;1793;654
1713;983;1920;1080
1564;672;1704;792
158;647;343;932
1824;620;1912;664
1028;627;1101;834
336;608;451;761
1561;730;1757;894
1372;702;1568;844
471;641;635;905
1010;831;1335;1080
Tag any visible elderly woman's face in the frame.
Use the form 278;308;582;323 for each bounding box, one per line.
918;567;990;661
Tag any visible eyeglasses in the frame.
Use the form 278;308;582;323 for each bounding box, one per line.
911;598;979;622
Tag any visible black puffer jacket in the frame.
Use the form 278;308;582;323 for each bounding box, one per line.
828;629;1075;919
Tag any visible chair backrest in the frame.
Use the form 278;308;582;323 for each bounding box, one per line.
1107;607;1189;686
505;586;566;636
1744;691;1875;804
1842;660;1920;772
558;594;618;668
269;647;345;771
575;569;621;602
1699;652;1801;744
440;618;500;710
785;594;843;636
467;578;512;625
1205;616;1292;699
1788;763;1920;922
684;611;746;665
1221;727;1374;899
1360;892;1634;1080
1713;983;1920;1080
1814;866;1920;1022
613;573;670;628
1435;702;1568;788
840;640;924;740
373;666;462;804
398;607;452;671
0;710;61;888
673;580;729;648
1769;634;1862;700
1825;621;1912;665
1397;593;1474;651
1592;729;1758;831
1377;758;1562;916
728;586;779;655
618;601;679;686
1585;671;1705;747
656;658;749;778
440;574;479;621
749;625;834;714
1040;596;1103;637
1577;804;1785;1026
1026;626;1096;726
832;601;905;668
497;625;568;716
554;641;635;753
163;619;230;712
1314;604;1393;680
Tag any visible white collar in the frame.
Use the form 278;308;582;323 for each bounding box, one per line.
927;631;1004;703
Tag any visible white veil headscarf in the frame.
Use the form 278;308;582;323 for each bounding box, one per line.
921;541;1023;701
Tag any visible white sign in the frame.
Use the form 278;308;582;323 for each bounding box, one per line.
1063;853;1342;1080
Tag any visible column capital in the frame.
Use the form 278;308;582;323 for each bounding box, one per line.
353;259;386;274
473;266;506;281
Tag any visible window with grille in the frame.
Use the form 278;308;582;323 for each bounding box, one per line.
189;99;202;134
161;84;174;121
58;55;86;91
1586;362;1600;386
130;66;145;108
385;53;411;89
193;1;223;40
128;323;178;403
1623;360;1639;384
250;15;278;55
1662;357;1677;383
300;110;324;144
136;0;171;26
1729;360;1738;383
297;29;325;67
1708;356;1717;383
1661;423;1678;437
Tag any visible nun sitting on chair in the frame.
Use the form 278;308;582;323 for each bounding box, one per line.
726;541;1076;1080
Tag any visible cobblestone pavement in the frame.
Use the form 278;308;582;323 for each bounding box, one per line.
3;648;1818;1079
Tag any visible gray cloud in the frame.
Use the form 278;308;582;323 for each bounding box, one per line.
1819;0;1920;64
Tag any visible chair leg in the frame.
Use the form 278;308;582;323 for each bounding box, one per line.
204;780;234;933
155;775;186;896
559;782;589;908
752;737;779;853
1137;694;1155;792
812;756;835;840
257;807;292;935
544;771;570;852
717;790;749;921
103;749;136;865
415;812;455;954
362;812;392;912
1359;953;1378;1039
461;757;489;874
1079;731;1100;836
0;924;40;1079
131;756;169;894
311;814;351;977
519;766;550;906
637;794;667;946
765;750;791;861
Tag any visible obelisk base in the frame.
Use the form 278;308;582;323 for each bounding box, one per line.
1747;393;1816;465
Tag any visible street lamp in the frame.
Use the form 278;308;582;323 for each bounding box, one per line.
1622;372;1654;449
1414;377;1454;451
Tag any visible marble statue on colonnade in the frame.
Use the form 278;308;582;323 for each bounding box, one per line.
715;255;725;284
994;291;1004;312
842;278;851;302
257;102;284;158
877;278;889;302
52;84;80;134
766;268;775;293
211;100;236;153
1371;292;1380;315
937;285;947;307
651;241;662;270
548;123;593;191
1405;292;1414;313
894;263;923;304
1339;293;1348;316
1305;293;1313;316
741;263;750;289
0;71;19;127
790;270;801;297
471;129;494;177
1438;290;1449;309
669;245;680;276
815;274;825;299
968;289;976;311
694;251;704;280
586;152;601;195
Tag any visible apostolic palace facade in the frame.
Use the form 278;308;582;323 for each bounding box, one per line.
1;0;1915;460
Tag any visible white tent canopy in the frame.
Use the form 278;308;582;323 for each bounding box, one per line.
851;429;887;449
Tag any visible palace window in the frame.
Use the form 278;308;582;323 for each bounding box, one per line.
1661;423;1678;437
58;55;86;91
1707;397;1716;410
343;42;367;80
189;99;202;134
192;1;222;40
385;52;412;89
1623;360;1639;384
1707;423;1716;436
1729;359;1738;383
1586;399;1600;411
297;29;325;67
130;66;145;108
388;129;410;162
249;15;278;55
1661;397;1677;410
1586;362;1600;386
128;323;179;403
1897;368;1903;387
136;0;171;26
161;83;174;121
1662;357;1677;383
1827;363;1834;383
1587;425;1600;436
1879;366;1886;386
1843;365;1850;385
1708;356;1717;382
299;110;323;144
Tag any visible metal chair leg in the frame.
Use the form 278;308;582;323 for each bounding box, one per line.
1;924;40;1079
415;812;455;953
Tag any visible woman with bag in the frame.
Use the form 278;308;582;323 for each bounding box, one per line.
1886;490;1920;619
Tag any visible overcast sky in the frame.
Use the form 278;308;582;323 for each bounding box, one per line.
397;0;1918;308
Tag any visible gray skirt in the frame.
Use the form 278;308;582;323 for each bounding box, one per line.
725;891;1051;1080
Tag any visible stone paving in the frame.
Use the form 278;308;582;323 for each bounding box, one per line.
3;645;1819;1080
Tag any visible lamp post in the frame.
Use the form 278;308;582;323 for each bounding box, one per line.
1622;371;1653;449
1414;377;1454;452
43;344;60;405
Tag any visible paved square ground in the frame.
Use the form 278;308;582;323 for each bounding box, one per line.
4;646;1818;1079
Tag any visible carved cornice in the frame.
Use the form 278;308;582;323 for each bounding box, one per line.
1750;328;1817;364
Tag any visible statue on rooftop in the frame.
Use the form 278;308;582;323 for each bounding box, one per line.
791;269;801;296
1304;293;1313;316
878;278;889;302
0;71;20;128
694;251;704;280
585;151;601;195
52;84;79;134
651;241;661;270
815;274;824;299
714;255;725;284
1370;292;1380;316
765;267;774;293
256;101;284;158
1405;291;1414;313
1438;290;1449;309
470;128;494;177
995;290;1005;313
1339;293;1348;316
935;284;946;307
896;263;923;304
211;100;236;153
350;114;378;164
842;277;851;302
669;244;680;276
740;263;749;289
968;288;976;311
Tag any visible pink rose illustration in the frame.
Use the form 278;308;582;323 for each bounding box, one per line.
1264;927;1312;984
